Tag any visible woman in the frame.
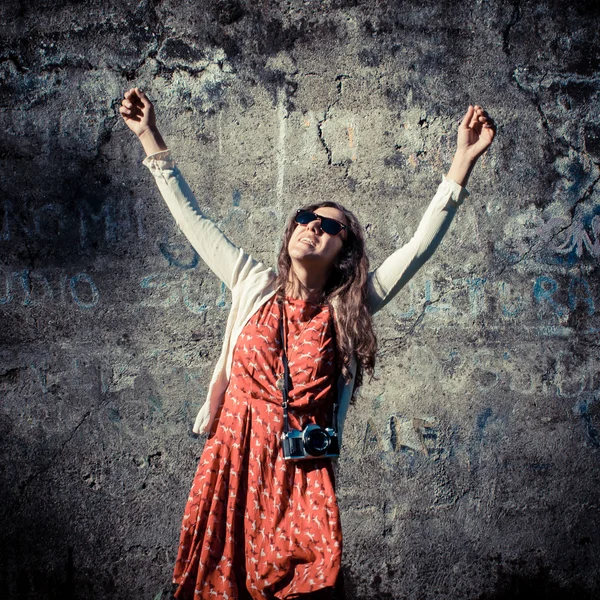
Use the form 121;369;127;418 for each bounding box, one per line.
119;89;495;599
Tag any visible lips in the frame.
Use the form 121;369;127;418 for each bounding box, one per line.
299;236;317;246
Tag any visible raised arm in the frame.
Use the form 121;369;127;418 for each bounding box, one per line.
368;105;495;313
119;88;263;289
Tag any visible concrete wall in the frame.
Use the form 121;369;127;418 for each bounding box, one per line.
1;0;599;598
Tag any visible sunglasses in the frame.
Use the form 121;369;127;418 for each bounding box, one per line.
294;209;347;236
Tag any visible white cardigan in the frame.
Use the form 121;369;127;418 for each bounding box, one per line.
143;150;469;445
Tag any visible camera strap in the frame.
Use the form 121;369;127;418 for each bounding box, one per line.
276;299;338;434
276;303;292;435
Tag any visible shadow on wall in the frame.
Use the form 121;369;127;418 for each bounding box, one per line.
342;565;595;600
1;153;142;269
14;547;76;600
477;566;593;600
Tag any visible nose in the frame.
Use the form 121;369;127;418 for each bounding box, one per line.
306;217;323;234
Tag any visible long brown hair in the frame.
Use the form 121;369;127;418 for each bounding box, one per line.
275;201;377;387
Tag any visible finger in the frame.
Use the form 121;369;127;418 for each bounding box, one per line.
469;109;480;129
119;103;142;117
478;110;495;128
125;88;145;107
124;92;145;115
120;97;135;111
135;87;151;108
119;106;141;122
474;106;492;121
460;105;474;129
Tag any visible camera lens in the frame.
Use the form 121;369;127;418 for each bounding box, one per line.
303;425;330;456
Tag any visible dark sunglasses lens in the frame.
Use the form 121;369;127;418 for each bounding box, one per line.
295;211;318;226
319;218;343;236
295;210;344;235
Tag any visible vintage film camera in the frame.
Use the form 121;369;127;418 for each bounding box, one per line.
282;423;340;461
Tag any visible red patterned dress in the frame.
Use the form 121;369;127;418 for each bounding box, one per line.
173;295;342;599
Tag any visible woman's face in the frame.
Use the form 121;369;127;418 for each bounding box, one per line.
287;206;347;271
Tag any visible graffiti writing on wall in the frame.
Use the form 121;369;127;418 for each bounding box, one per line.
0;269;229;313
390;273;598;334
139;274;229;313
498;209;600;265
2;267;599;336
0;198;146;248
0;270;100;309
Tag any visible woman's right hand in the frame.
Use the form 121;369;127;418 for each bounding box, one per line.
119;88;156;137
119;88;167;156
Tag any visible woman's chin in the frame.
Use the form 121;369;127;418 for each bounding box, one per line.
289;246;315;260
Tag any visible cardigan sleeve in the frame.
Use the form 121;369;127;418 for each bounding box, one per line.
143;150;255;290
367;176;469;314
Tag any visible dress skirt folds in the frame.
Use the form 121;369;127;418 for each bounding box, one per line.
172;296;343;599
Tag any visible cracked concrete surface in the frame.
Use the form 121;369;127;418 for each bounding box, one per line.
1;0;600;599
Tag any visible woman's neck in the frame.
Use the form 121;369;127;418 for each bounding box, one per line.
285;268;327;303
285;280;323;303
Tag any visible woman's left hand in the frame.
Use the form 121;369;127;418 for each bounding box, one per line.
446;105;496;187
456;105;496;163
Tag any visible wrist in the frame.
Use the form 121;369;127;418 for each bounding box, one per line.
447;153;476;188
451;151;476;169
138;125;160;141
138;126;167;156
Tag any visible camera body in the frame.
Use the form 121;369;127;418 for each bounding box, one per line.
282;424;340;461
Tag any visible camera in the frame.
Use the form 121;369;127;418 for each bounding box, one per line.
282;424;340;461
